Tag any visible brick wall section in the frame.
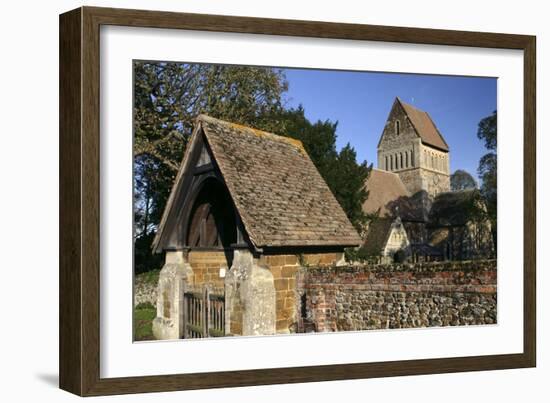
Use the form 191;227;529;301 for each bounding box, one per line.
296;260;496;332
259;253;344;333
171;250;343;334
188;250;229;289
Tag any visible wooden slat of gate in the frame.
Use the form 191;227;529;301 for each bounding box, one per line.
184;287;225;339
208;292;225;337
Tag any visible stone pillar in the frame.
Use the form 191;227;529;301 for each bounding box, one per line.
152;250;193;340
224;249;276;336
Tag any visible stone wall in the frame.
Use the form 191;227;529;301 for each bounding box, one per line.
378;101;419;152
258;252;344;334
397;166;450;198
134;273;159;306
296;260;496;332
417;167;451;197
188;250;229;289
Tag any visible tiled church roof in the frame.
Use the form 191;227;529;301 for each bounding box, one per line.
428;189;482;227
361;217;394;256
363;169;410;216
398;98;449;151
156;115;362;250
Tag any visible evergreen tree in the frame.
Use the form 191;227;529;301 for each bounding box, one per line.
133;63;371;273
277;107;371;231
477;110;497;247
451;169;477;191
133;63;288;272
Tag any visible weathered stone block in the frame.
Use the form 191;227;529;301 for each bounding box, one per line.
225;250;276;336
152;251;194;340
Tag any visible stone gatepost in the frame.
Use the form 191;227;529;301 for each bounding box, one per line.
225;250;276;336
152;250;193;340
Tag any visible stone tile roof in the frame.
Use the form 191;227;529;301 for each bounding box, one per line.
399;98;449;152
363;168;410;216
198;115;361;248
362;218;394;256
428;189;480;227
410;243;443;256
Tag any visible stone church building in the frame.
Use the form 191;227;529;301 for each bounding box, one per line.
377;97;450;197
361;216;411;264
151;115;361;339
147;99;494;340
363;97;494;262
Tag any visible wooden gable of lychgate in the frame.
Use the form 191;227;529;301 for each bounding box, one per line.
153;129;245;253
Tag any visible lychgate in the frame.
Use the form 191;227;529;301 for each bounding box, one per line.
151;115;361;339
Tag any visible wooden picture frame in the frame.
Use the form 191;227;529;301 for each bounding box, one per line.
59;6;536;396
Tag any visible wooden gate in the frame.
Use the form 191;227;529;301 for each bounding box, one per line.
183;287;225;338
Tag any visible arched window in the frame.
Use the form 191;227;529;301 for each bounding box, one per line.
385;155;388;171
395;120;400;135
410;150;414;167
395;153;399;169
405;152;409;168
400;153;403;169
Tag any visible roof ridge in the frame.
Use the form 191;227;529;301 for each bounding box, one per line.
371;167;401;176
422;110;450;150
436;188;478;197
197;114;306;153
396;98;449;152
396;98;424;140
398;98;423;112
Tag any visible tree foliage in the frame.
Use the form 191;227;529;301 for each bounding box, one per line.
133;63;288;273
476;110;497;246
133;63;371;273
134;63;288;170
276;107;371;231
477;110;497;151
450;169;477;191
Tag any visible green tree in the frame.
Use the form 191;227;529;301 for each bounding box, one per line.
477;110;497;246
133;63;372;273
450;169;477;191
333;144;372;230
133;63;288;273
277;107;372;231
134;63;288;170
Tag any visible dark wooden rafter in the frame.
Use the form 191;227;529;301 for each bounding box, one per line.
186;178;237;248
158;129;247;252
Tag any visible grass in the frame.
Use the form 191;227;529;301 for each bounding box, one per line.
133;269;160;341
134;302;156;341
136;269;160;285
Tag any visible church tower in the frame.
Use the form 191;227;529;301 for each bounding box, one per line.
377;97;450;198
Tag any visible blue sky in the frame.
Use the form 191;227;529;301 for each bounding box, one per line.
281;68;497;184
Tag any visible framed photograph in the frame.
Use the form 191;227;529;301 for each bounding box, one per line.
59;6;536;396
